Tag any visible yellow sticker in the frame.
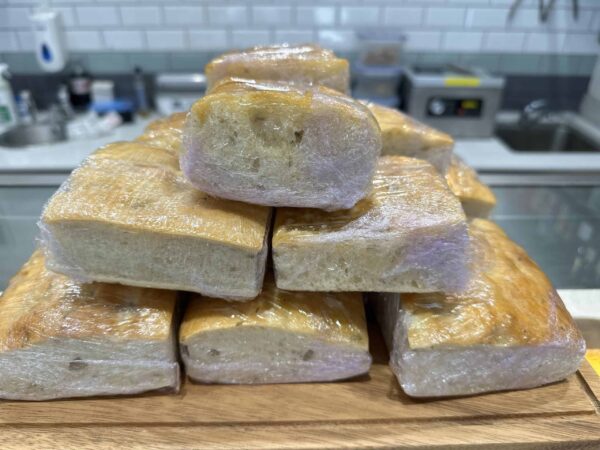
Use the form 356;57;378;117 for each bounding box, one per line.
586;349;600;377
444;77;481;87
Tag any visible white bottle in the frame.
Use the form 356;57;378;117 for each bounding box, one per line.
30;8;68;73
0;64;19;133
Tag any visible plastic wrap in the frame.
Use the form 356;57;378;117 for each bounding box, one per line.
373;218;586;398
205;44;350;94
179;274;371;384
39;141;272;300
364;102;454;174
445;155;497;218
182;78;382;211
0;251;179;401
136;112;187;156
272;155;470;293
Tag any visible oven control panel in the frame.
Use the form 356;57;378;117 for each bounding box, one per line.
427;97;483;118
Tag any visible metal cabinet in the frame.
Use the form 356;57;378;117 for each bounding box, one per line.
0;186;58;290
490;185;600;288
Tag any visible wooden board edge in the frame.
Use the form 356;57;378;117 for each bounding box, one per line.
2;414;599;450
579;360;600;411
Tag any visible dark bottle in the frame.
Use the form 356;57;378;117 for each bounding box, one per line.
133;66;150;117
68;63;92;111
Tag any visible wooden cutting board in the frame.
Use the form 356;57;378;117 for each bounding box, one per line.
1;326;599;449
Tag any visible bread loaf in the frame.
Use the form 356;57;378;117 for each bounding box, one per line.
40;141;272;300
0;251;179;400
136;112;186;156
182;78;381;210
273;156;469;293
445;155;496;218
180;274;371;384
205;44;350;94
364;102;453;174
373;219;586;397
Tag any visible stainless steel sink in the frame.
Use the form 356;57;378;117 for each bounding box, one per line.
0;121;67;148
495;112;600;153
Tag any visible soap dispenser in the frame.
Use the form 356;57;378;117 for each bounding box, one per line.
30;5;68;73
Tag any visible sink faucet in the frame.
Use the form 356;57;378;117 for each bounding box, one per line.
519;99;551;127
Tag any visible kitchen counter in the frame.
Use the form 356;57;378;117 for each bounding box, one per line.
0;115;156;174
3;129;600;176
559;289;600;348
455;138;600;173
2;108;600;175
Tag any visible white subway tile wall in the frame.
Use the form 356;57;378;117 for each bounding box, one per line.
0;31;20;52
275;29;315;45
297;7;336;26
231;29;270;48
384;7;424;27
484;31;526;52
120;6;162;26
252;6;292;26
0;0;597;55
189;29;228;50
75;6;120;26
103;29;145;50
164;7;205;26
425;7;466;28
340;7;380;26
146;30;186;50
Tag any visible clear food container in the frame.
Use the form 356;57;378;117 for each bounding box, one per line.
357;30;406;67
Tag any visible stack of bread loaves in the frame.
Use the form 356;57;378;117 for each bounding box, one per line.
0;44;584;401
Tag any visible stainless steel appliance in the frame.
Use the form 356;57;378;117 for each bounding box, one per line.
154;73;206;116
402;65;505;138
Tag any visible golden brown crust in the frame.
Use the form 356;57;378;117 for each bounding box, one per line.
142;112;187;135
136;112;187;156
445;156;496;217
0;251;177;353
42;141;271;251
273;156;464;245
91;141;180;171
180;274;368;351
365;102;454;156
205;44;349;93
195;78;375;130
402;219;582;349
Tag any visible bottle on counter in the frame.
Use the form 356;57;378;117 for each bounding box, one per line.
133;66;150;117
17;90;38;124
57;84;74;120
0;64;19;133
68;62;92;111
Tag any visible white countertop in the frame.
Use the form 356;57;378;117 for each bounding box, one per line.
559;289;600;320
0;116;156;173
1;112;600;174
455;138;600;172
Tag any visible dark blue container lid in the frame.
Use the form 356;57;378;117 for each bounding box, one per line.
91;99;134;114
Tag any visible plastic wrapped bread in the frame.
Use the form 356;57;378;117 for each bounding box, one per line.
180;274;371;384
0;251;179;401
182;78;382;210
446;155;497;218
364;102;454;174
373;218;586;398
40;141;272;300
136;112;187;155
273;156;469;293
205;44;350;94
